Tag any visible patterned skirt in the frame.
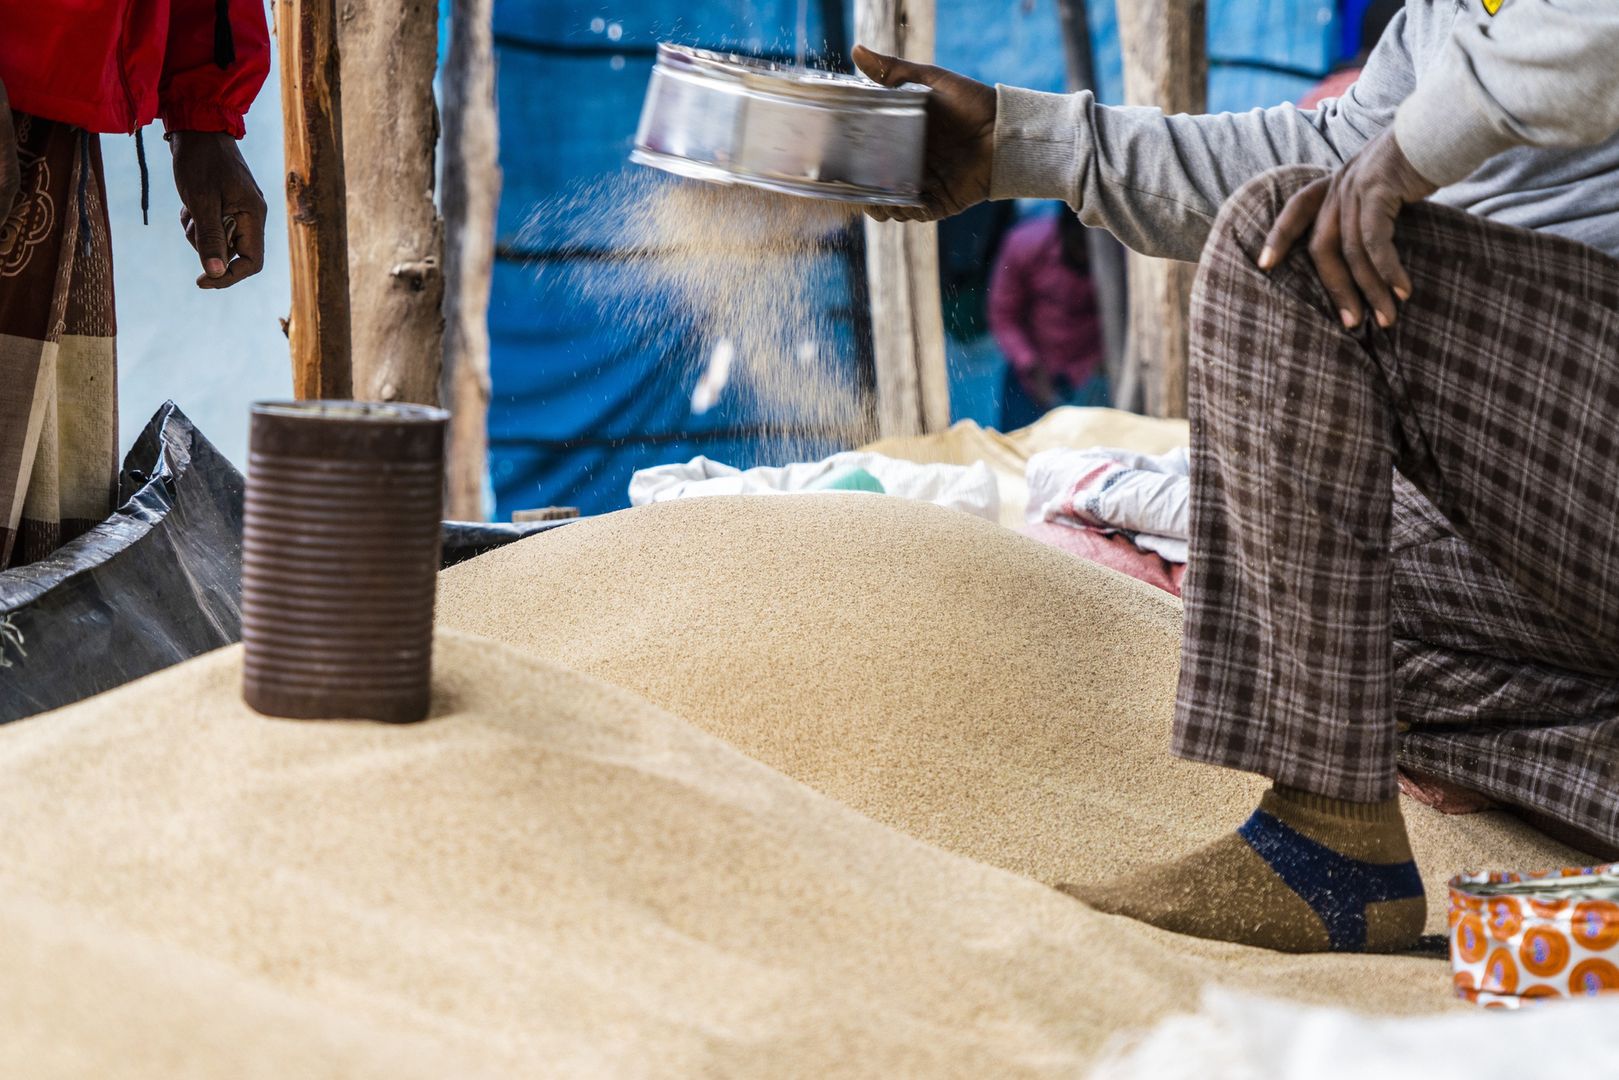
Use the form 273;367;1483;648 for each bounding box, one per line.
0;111;118;570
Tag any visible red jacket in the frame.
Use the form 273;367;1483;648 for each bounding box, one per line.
0;0;270;138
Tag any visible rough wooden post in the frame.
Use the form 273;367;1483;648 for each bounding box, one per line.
855;0;950;438
440;0;501;520
275;0;353;400
338;0;445;404
1117;0;1206;419
1057;0;1133;409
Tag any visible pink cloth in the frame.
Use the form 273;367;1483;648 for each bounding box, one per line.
987;217;1104;388
1021;521;1187;598
1397;770;1496;815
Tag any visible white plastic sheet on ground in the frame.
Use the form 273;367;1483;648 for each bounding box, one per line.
1088;988;1619;1080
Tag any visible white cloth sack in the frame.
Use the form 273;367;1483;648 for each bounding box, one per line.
1026;446;1190;562
629;452;1002;522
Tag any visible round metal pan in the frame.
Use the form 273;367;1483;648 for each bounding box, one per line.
632;43;929;207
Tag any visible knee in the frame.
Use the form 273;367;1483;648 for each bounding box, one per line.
1203;165;1329;266
1188;167;1337;402
1191;165;1338;334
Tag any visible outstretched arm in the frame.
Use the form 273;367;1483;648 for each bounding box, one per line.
993;13;1417;262
857;10;1419;262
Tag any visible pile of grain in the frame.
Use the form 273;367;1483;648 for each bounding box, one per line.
0;891;475;1080
439;494;1584;933
0;631;1448;1077
2;495;1587;1074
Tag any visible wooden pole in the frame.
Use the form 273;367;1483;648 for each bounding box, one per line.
339;0;445;404
440;0;501;520
1056;0;1133;410
854;0;950;438
1117;0;1206;419
274;0;353;400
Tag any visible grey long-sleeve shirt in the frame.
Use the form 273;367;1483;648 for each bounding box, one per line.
990;0;1619;262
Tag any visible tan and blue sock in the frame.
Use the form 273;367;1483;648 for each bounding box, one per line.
1059;786;1426;953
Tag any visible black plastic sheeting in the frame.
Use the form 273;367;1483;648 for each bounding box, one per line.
0;402;244;723
441;518;568;569
0;402;567;724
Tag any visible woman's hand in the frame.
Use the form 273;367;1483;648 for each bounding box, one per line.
169;130;267;289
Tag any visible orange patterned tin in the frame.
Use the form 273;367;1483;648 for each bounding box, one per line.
1449;863;1619;1007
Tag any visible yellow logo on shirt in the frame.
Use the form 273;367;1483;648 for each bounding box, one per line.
1482;0;1502;14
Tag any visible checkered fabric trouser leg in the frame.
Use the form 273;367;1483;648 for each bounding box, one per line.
1174;165;1619;850
1390;475;1619;851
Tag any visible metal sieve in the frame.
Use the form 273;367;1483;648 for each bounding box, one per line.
631;43;929;207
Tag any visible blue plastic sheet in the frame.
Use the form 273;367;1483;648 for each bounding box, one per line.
490;3;864;517
487;1;1354;518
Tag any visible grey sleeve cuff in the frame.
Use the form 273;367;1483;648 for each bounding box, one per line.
1392;53;1520;187
989;85;1090;204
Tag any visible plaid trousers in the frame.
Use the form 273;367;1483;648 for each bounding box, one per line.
1174;166;1619;853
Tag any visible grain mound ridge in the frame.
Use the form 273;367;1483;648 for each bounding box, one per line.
438;494;1583;935
1;630;1458;1075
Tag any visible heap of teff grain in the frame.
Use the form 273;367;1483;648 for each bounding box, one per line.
438;492;1589;929
4;495;1591;1076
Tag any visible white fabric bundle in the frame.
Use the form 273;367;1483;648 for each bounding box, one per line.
629;452;1002;522
1027;446;1191;562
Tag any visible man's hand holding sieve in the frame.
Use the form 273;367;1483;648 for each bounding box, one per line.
852;45;995;224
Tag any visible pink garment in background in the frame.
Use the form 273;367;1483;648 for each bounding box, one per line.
987;216;1104;389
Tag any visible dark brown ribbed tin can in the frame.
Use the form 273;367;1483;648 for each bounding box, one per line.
241;401;448;722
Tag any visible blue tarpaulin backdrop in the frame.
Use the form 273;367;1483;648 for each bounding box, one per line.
487;0;1363;519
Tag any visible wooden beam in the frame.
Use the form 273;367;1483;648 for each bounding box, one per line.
855;0;950;438
1125;251;1198;418
1117;0;1206;419
339;0;445;404
440;0;501;520
274;0;353;400
1056;0;1133;409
